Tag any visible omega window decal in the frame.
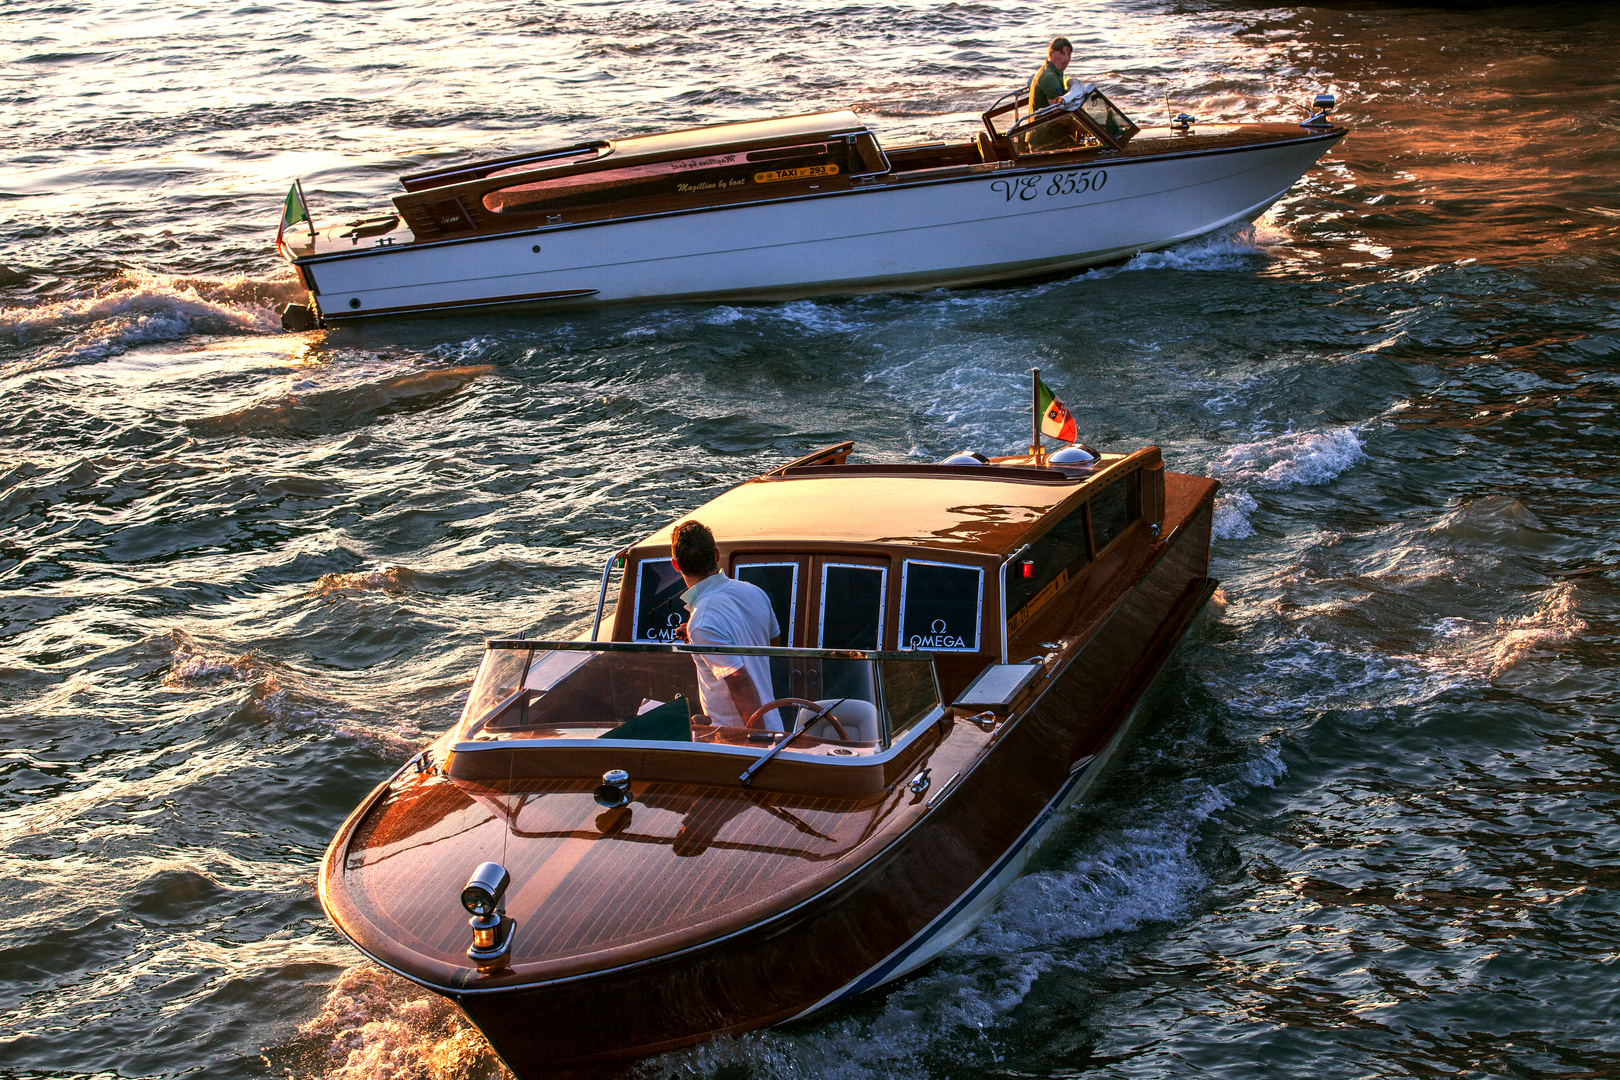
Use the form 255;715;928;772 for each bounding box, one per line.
898;560;984;652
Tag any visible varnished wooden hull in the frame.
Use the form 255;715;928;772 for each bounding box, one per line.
357;498;1212;1077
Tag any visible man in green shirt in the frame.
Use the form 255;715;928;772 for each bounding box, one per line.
1029;37;1073;112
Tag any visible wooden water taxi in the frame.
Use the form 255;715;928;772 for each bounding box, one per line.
318;432;1220;1076
277;85;1343;325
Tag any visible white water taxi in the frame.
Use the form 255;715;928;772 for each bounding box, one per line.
276;87;1343;325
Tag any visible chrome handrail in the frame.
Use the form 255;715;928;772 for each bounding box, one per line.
999;542;1031;664
590;546;630;641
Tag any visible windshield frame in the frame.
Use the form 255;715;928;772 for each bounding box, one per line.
457;639;945;762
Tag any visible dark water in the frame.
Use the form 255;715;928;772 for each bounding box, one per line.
2;1;1618;1077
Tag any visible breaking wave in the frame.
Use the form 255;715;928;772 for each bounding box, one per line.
308;566;424;597
645;745;1289;1079
0;272;298;372
1418;581;1588;681
1208;426;1365;539
279;965;509;1080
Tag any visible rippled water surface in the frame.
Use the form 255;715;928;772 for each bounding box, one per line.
3;1;1618;1078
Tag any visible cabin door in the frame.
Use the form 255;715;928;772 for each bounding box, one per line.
731;557;807;708
808;557;889;705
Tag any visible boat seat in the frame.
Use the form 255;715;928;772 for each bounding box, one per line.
974;131;997;164
799;698;880;743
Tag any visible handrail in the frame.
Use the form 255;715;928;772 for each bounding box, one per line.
999;543;1031;664
485;638;935;662
590;546;630;641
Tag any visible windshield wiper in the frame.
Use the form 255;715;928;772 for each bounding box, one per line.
738;699;846;786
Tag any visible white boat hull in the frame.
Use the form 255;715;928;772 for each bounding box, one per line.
296;133;1341;320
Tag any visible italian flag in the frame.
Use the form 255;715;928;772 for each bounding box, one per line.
275;181;310;253
1037;375;1077;442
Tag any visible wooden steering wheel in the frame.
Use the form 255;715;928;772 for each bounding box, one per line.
744;697;850;741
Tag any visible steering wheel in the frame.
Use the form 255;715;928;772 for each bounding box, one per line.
744;697;850;741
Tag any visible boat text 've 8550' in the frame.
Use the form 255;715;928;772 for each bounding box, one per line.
276;86;1343;324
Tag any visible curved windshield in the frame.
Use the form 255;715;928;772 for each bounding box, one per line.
457;642;941;755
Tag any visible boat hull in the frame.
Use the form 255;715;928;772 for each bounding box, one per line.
450;498;1218;1077
296;133;1341;320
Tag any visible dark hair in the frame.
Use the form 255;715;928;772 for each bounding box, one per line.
671;520;719;577
1050;37;1072;53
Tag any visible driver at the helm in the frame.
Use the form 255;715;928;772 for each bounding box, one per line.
671;520;782;729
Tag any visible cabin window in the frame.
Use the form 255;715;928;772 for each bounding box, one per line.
1006;507;1091;628
632;558;687;642
735;562;797;645
1089;472;1141;552
819;564;886;649
898;560;983;652
483;141;854;215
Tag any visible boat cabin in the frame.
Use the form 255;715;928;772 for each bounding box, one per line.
447;443;1167;791
391;111;891;242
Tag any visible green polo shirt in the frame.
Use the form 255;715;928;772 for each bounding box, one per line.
1029;60;1069;112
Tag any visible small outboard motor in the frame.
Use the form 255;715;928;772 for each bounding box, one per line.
1302;93;1336;129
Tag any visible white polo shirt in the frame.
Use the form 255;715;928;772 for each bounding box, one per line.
682;572;781;729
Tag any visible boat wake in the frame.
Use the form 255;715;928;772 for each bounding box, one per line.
1427;581;1587;682
1102;220;1281;276
159;634;425;760
279;965;510;1080
641;746;1289;1079
182;364;495;436
1207;425;1365;539
0;272;298;374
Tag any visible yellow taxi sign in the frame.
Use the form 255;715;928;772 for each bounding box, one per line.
753;163;840;184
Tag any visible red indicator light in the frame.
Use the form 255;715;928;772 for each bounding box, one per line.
1021;561;1033;578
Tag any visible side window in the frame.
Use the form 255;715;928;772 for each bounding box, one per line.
632;558;686;642
735;562;797;645
898;560;983;652
819;564;886;650
1006;508;1090;628
1089;473;1141;552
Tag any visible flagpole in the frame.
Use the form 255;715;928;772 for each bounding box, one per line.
1031;367;1041;465
294;177;315;242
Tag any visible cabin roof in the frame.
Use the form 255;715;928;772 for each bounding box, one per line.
607;110;869;160
634;460;1133;558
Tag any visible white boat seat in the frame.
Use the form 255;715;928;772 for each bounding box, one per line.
798;698;879;743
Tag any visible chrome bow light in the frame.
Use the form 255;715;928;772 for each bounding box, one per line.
461;861;513;964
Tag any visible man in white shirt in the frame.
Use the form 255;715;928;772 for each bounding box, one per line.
671;521;783;729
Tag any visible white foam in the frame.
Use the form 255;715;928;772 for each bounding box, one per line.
288;965;509;1080
650;744;1290;1079
0;272;290;372
1207;426;1365;538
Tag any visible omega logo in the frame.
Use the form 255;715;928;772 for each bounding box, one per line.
909;617;967;650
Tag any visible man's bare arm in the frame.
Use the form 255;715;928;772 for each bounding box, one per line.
723;668;764;724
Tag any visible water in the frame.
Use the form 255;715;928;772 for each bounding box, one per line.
2;1;1618;1077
